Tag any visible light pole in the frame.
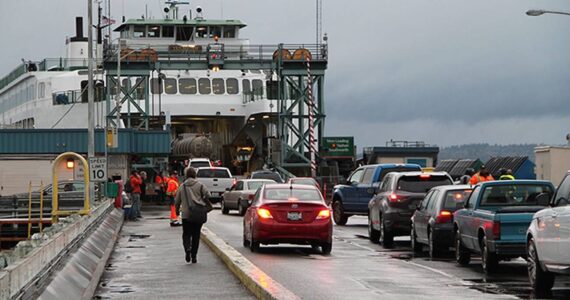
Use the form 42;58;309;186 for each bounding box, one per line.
88;0;95;205
526;9;570;17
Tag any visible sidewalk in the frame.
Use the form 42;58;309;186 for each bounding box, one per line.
93;206;254;299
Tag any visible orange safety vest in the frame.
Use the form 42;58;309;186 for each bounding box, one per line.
166;178;179;196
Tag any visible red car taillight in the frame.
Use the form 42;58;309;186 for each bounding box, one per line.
492;221;501;240
435;210;452;224
316;209;331;219
257;208;273;219
389;193;399;202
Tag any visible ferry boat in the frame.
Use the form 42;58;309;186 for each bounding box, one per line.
0;1;327;175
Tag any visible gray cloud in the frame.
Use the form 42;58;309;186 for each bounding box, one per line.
1;0;570;148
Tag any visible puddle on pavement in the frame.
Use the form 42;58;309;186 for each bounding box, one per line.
128;234;151;242
104;264;116;271
465;278;570;299
124;245;146;249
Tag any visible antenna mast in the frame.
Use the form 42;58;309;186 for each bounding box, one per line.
316;0;322;45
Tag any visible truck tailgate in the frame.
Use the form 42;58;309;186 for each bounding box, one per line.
496;212;535;242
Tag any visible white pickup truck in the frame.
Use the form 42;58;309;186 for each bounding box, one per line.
195;167;234;203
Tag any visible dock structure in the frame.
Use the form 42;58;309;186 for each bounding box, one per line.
103;43;328;176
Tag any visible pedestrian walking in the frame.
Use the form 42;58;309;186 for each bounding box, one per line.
140;171;148;203
469;165;494;185
154;170;166;203
166;172;180;225
174;167;213;264
129;170;143;220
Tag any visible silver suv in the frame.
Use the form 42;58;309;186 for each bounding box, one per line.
527;172;570;291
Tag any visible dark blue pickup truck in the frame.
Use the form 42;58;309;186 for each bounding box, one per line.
331;163;421;225
454;180;554;274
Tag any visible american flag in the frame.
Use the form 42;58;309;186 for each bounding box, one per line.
102;15;116;26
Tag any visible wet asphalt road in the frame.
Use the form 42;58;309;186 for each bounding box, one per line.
206;211;570;300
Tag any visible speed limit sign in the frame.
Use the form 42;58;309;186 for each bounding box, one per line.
89;157;107;182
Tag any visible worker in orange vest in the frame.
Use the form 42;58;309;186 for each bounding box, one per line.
166;172;181;226
469;166;494;185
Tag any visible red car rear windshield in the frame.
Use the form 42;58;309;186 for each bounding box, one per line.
264;188;322;202
397;175;452;193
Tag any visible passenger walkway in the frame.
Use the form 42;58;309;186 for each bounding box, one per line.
93;206;253;299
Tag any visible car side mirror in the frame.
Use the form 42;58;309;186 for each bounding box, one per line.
535;193;551;207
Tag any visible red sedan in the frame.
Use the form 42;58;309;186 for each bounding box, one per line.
242;183;333;255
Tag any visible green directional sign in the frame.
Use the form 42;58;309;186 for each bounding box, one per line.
321;136;354;158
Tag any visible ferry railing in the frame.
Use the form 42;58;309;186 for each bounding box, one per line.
0;63;27;91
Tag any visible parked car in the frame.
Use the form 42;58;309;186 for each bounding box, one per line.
287;177;321;190
368;171;453;248
243;183;333;254
332;163;422;226
221;179;275;215
411;185;473;258
195;167;234;203
249;170;285;183
454;180;554;274
527;172;570;291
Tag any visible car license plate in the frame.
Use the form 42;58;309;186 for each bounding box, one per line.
287;212;302;221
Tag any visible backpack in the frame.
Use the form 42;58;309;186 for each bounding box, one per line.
124;179;133;193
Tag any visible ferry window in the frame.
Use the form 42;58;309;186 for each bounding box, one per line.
164;78;177;94
148;26;160;38
198;78;211;94
226;78;239;94
223;26;235;38
162;26;174;38
179;78;197;94
196;27;207;38
134;78;145;100
38;83;45;98
150;78;163;94
209;26;222;38
252;79;263;96
122;78;131;89
212;78;225;94
176;26;193;41
120;30;129;38
242;79;251;94
133;25;146;38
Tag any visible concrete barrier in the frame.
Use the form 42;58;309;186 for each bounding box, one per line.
0;201;115;299
201;226;300;300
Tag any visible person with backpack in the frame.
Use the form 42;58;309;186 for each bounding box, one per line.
128;170;143;221
174;167;213;263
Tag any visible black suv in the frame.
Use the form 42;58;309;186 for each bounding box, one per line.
249;170;285;183
368;171;453;248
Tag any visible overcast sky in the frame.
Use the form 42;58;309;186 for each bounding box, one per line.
1;0;570;148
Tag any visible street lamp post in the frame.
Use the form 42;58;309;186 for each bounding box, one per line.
526;9;570;17
88;0;95;206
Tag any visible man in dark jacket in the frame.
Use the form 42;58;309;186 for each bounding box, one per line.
174;167;213;263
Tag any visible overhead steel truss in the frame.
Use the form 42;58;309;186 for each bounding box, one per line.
103;43;327;174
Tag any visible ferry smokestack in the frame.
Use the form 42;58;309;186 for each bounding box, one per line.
75;17;84;39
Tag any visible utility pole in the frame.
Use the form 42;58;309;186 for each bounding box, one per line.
88;0;95;205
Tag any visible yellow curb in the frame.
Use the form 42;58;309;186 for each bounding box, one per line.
201;226;300;300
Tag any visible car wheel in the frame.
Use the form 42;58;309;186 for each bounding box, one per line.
528;238;555;291
250;231;260;252
368;212;380;243
221;199;229;215
455;231;471;266
481;236;498;274
380;214;394;248
238;201;245;216
332;200;348;226
428;228;441;258
321;242;332;255
411;226;422;253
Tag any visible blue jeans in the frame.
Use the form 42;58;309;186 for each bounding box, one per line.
130;193;141;219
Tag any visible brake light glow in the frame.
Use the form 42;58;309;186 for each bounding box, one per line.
389;193;399;202
492;221;501;240
316;209;331;219
435;210;453;223
232;178;237;186
419;174;431;179
257;208;273;219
